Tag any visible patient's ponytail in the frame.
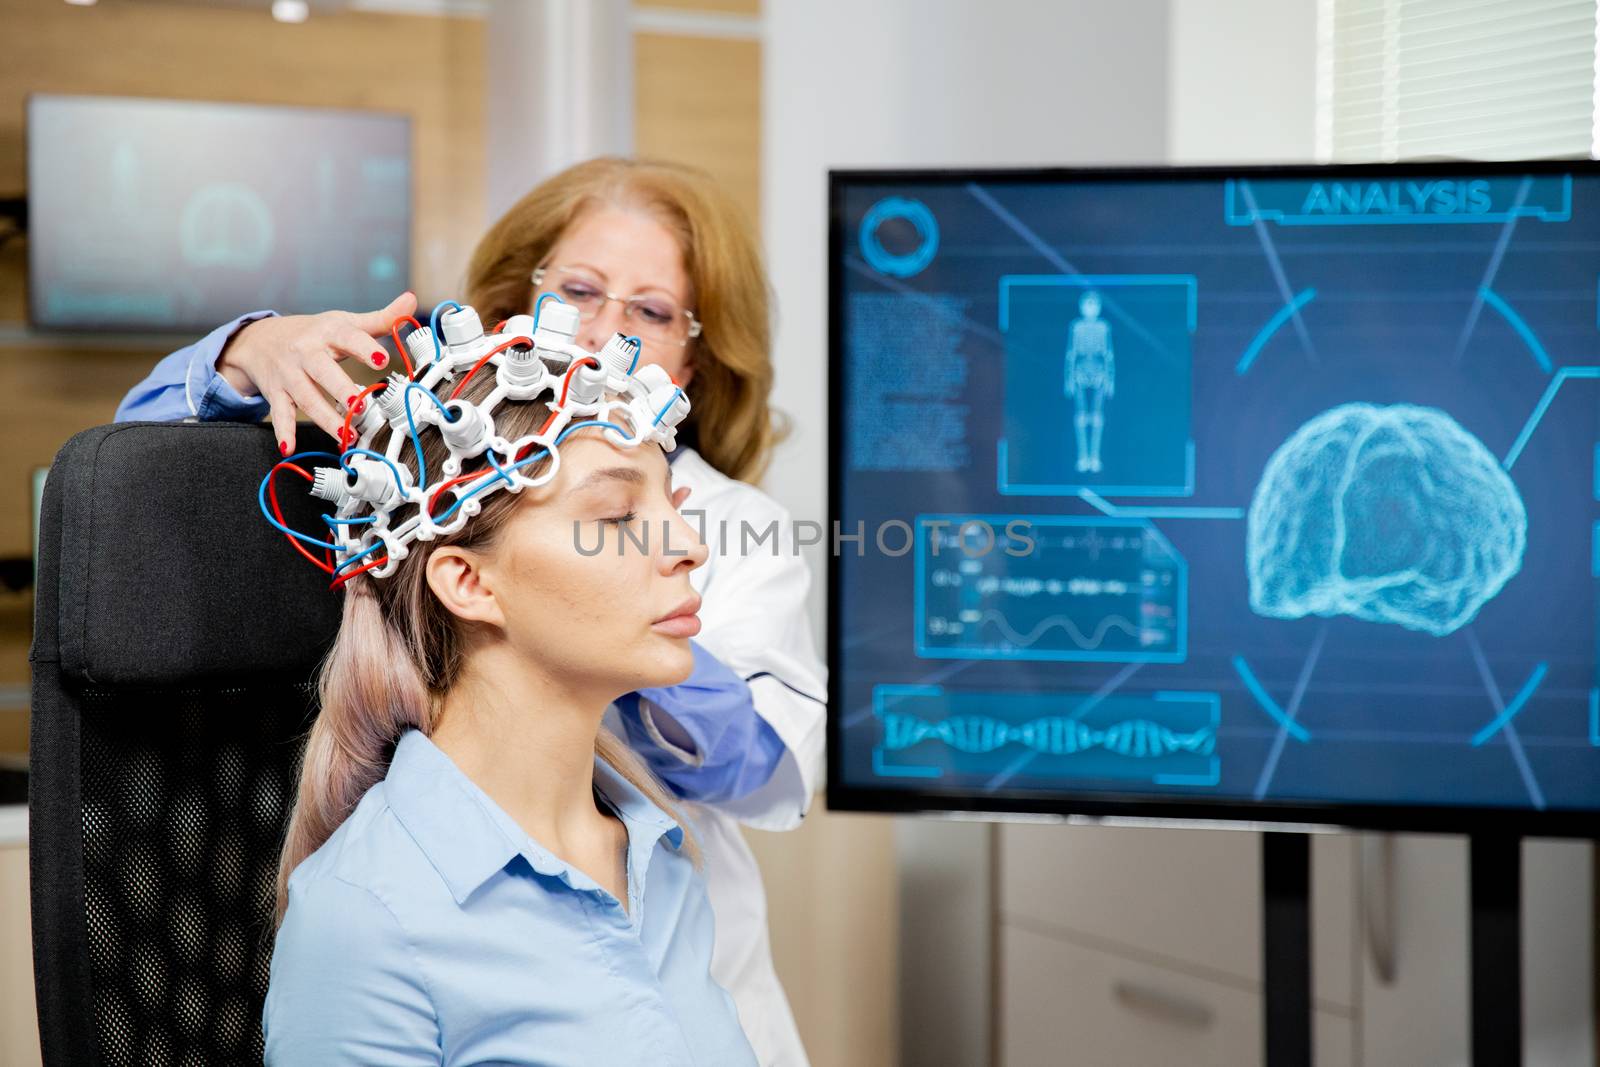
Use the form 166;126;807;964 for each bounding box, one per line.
272;582;434;923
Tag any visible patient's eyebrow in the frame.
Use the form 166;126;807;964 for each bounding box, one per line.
570;467;646;493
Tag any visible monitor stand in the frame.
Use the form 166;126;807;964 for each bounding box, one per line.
1262;831;1312;1066
1262;831;1524;1066
1470;832;1522;1065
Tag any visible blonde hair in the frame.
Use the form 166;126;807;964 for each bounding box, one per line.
465;156;786;483
274;375;698;924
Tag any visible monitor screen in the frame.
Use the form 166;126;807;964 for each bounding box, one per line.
27;94;411;332
828;161;1600;835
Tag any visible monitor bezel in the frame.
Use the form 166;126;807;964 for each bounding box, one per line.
826;157;1600;839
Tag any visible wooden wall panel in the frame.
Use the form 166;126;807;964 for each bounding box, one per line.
639;0;761;15
0;843;41;1067
633;31;762;228
0;0;485;706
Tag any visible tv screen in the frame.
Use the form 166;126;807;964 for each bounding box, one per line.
828;160;1600;836
27;94;410;332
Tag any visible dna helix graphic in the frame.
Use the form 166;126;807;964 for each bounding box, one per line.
881;711;1216;759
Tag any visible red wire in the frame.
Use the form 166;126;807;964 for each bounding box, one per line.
339;380;390;450
268;461;336;576
426;467;489;518
329;555;389;590
449;336;534;400
559;357;600;407
389;316;422;378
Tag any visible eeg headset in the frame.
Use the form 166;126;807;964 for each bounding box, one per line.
259;295;690;587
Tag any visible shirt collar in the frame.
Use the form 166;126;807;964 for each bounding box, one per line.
384;729;684;907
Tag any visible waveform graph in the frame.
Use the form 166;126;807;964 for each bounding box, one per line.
914;514;1186;663
871;684;1220;786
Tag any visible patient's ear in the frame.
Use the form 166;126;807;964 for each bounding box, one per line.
425;546;504;627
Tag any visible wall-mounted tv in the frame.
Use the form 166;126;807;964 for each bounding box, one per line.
829;160;1600;837
27;94;411;332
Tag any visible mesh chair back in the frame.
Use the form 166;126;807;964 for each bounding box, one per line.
30;422;340;1067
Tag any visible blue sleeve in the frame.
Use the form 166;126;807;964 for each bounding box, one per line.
114;311;279;423
263;875;440;1066
614;640;786;804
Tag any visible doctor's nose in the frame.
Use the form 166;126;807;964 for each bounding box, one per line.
578;301;629;352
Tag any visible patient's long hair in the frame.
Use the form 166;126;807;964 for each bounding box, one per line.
273;375;698;924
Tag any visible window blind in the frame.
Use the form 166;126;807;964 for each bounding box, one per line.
1317;0;1598;161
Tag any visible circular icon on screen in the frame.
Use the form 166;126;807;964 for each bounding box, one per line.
859;197;939;279
178;183;274;270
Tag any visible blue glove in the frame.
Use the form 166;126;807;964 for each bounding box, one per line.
613;640;786;804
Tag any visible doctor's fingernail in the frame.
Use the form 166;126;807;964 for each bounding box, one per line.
373;351;387;367
279;440;289;457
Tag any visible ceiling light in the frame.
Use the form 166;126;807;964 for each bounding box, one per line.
271;0;309;22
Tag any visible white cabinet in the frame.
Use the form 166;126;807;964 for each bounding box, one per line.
0;832;42;1067
1358;835;1593;1067
1000;922;1355;1067
995;824;1591;1066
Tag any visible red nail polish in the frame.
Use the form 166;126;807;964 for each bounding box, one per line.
373;351;388;367
279;440;289;457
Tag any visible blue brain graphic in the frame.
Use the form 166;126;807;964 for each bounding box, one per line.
1246;403;1526;637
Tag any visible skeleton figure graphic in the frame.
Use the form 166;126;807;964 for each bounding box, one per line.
1064;290;1114;473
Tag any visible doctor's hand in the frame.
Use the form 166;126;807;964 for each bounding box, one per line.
217;291;417;455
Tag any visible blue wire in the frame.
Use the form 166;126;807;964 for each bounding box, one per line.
555;419;628;445
400;382;459;486
257;450;343;551
428;300;462;364
481;449;523;489
333;538;386;576
650;387;683;426
338;447;409;499
405;382;458;422
534;292;565;330
402;389;429;487
323;514;376;526
622;335;641;374
429;449;534;525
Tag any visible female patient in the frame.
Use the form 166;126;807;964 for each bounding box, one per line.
122;158;825;1067
261;367;755;1065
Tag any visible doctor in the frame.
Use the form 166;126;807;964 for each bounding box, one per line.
116;156;826;1067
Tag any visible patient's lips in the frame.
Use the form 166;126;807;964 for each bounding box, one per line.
651;595;702;637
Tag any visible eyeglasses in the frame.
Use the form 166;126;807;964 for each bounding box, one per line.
530;265;702;347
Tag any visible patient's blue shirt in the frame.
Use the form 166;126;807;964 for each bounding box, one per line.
262;728;756;1066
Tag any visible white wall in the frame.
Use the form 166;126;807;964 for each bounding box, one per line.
1167;0;1318;164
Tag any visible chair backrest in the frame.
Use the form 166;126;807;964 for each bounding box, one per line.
30;422;341;1067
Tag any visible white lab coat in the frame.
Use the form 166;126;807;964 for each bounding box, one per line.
609;445;827;1067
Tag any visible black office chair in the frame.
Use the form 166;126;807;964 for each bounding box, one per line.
30;422;341;1067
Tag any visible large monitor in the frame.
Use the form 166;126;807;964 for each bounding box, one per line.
27;94;411;332
828;161;1600;836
